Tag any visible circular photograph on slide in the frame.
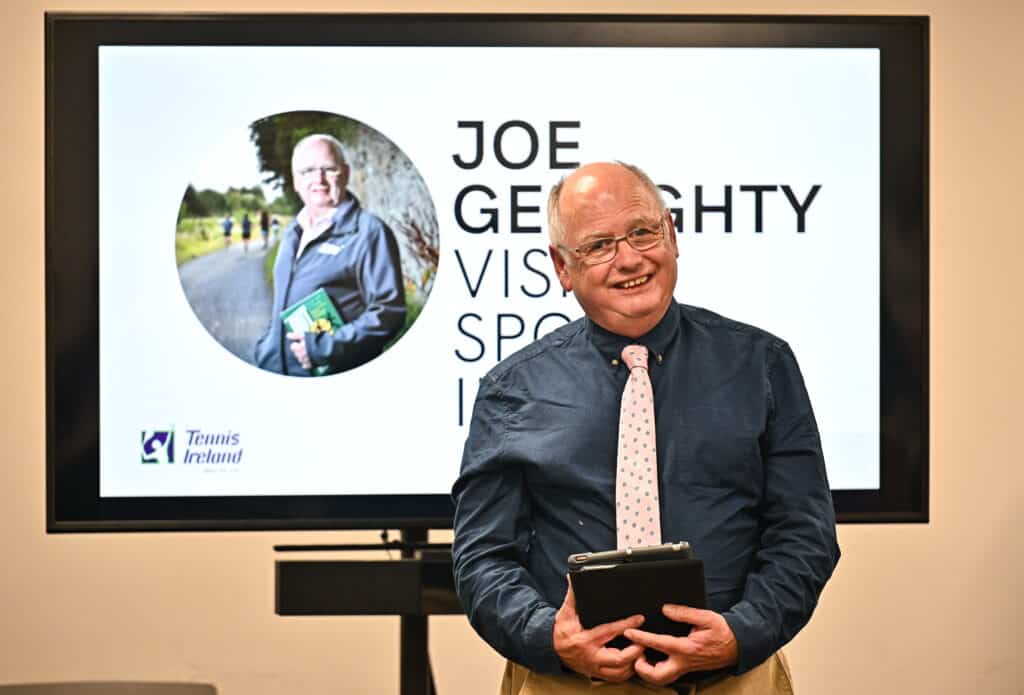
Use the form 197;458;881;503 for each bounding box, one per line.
175;111;439;377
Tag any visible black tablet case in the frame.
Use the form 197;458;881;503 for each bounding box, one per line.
570;557;707;653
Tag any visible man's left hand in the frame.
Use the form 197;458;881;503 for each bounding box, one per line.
287;332;313;370
623;605;739;687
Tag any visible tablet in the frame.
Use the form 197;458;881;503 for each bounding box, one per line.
568;542;707;657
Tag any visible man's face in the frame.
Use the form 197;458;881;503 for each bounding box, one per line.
550;164;678;338
292;140;349;212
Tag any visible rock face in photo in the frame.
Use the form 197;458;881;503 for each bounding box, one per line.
345;123;439;298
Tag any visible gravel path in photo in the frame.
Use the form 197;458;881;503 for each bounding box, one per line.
179;243;274;365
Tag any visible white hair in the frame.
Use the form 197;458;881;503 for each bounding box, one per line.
291;133;348;171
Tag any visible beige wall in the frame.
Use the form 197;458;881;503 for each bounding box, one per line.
2;0;1022;693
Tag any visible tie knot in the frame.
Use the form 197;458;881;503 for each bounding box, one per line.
621;345;648;371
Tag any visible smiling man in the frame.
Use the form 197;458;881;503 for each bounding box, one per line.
452;162;839;694
254;133;406;376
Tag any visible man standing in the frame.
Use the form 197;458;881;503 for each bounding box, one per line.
255;134;406;376
452;162;839;693
220;212;233;247
240;212;252;253
260;209;270;250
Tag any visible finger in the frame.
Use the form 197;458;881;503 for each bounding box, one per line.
634;656;681;688
591;613;645;642
623;628;679;653
558;580;578;617
286;331;305;342
619;643;646;662
594;643;644;669
288;344;310;369
633;653;656;682
663;604;716;626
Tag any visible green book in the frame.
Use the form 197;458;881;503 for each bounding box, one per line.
280;288;344;375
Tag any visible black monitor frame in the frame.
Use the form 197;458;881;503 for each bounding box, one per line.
46;13;928;531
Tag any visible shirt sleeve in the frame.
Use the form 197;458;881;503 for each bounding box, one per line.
451;376;563;674
306;219;406;370
722;341;841;674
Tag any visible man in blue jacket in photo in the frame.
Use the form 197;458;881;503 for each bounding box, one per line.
255;133;406;376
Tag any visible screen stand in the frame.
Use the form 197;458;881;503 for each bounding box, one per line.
275;528;460;695
400;527;435;695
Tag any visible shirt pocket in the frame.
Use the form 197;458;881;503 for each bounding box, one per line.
669;406;763;492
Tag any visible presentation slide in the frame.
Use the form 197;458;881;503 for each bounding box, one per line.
98;46;879;497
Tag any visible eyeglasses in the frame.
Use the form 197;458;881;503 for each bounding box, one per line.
563;218;667;266
296;165;344;179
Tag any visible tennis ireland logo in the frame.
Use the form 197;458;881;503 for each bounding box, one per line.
139;428;244;465
141;429;175;464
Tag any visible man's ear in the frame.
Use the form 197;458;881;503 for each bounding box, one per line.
550;245;573;292
664;209;679;259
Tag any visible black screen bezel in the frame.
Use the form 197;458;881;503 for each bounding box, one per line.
46;13;929;531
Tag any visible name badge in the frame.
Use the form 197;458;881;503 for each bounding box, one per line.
317;242;343;256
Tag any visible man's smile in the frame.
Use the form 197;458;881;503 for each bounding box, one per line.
614;274;651;290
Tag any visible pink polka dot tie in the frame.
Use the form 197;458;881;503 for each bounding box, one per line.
616;345;661;549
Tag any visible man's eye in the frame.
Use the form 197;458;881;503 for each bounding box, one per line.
630;228;655;239
299;166;340;177
584;238;614;254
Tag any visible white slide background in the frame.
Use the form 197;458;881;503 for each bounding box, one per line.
99;46;878;496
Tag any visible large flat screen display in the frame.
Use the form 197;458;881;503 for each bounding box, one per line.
46;15;929;529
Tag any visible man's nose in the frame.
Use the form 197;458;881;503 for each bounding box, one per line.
613;237;643;266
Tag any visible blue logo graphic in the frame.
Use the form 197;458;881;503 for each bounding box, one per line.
141;430;175;464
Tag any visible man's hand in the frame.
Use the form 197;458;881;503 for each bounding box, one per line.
553;581;645;682
624;605;739;687
287;331;313;370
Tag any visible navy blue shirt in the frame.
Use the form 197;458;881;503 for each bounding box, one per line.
452;302;839;678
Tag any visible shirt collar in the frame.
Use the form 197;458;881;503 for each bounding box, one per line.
294;196;356;257
297;196;356;234
585;300;681;368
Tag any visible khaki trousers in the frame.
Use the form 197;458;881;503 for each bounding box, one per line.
500;652;793;695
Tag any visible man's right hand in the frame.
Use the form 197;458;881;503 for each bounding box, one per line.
553;580;645;682
286;331;313;370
